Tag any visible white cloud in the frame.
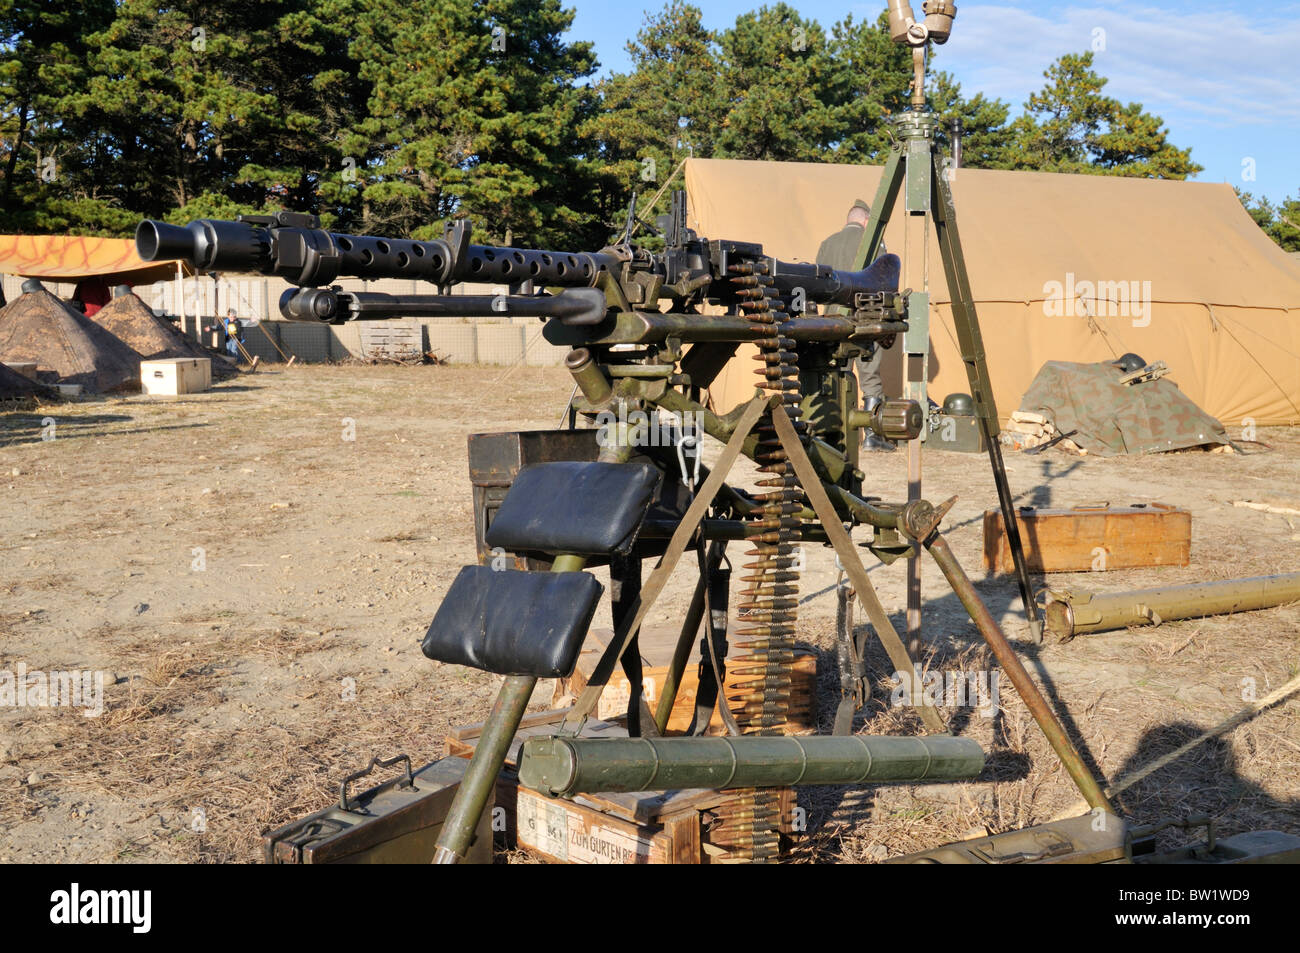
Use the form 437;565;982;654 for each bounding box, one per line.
939;2;1300;127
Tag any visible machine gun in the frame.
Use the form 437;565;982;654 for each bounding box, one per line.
140;183;1114;864
137;192;922;481
137;4;1109;865
148;0;1300;869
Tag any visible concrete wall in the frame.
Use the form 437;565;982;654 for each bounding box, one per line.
1;272;567;367
233;318;564;366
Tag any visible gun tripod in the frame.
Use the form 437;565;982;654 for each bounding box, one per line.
852;104;1044;646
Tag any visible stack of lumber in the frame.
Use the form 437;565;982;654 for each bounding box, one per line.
359;320;423;363
1004;411;1087;454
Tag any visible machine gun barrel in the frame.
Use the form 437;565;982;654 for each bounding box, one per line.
138;214;900;307
136;215;619;289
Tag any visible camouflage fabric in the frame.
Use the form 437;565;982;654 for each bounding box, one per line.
1018;360;1230;456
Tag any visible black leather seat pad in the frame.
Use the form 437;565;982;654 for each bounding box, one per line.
485;461;661;557
422;566;603;677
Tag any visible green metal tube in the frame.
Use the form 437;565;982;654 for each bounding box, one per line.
1044;572;1300;640
824;484;903;530
517;734;985;797
565;347;612;404
432;673;536;864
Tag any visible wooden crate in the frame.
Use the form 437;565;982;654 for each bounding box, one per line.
447;709;797;864
983;502;1191;574
140;357;211;395
553;625;817;734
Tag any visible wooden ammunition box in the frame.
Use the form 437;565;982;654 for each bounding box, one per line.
466;430;689;570
467;429;601;570
983;502;1191;574
447;709;798;864
140;357;211;395
555;625;817;734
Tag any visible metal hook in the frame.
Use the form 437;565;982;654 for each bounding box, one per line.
676;432;701;494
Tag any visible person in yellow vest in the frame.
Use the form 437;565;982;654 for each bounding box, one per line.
816;200;895;452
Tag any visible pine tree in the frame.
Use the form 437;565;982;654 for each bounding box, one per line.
927;70;1014;169
0;0;121;233
1014;51;1201;179
830;10;914;163
350;0;597;246
1238;189;1300;253
714;4;844;162
579;2;724;239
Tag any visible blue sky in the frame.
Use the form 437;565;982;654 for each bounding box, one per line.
565;0;1300;205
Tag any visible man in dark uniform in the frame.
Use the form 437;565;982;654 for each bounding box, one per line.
816;199;895;452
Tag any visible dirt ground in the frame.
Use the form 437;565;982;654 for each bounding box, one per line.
1;363;1297;863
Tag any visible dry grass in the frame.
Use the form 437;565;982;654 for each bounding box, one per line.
2;366;1297;864
0;627;497;862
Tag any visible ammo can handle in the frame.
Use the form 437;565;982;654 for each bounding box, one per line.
339;753;413;811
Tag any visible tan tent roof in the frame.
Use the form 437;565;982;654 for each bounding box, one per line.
0;234;191;284
0;287;143;393
686;159;1300;426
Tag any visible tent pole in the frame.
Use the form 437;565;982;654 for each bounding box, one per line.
175;262;184;335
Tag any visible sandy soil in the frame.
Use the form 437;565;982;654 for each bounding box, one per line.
1;363;1297;863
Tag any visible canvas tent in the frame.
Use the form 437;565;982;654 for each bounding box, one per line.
0;282;143;393
684;159;1300;427
92;286;234;378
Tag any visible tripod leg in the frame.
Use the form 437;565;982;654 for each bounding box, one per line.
690;551;732;736
931;151;1043;643
656;540;727;733
611;553;655;737
433;674;535;863
832;580;860;736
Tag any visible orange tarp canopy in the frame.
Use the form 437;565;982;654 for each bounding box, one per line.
0;234;191;284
